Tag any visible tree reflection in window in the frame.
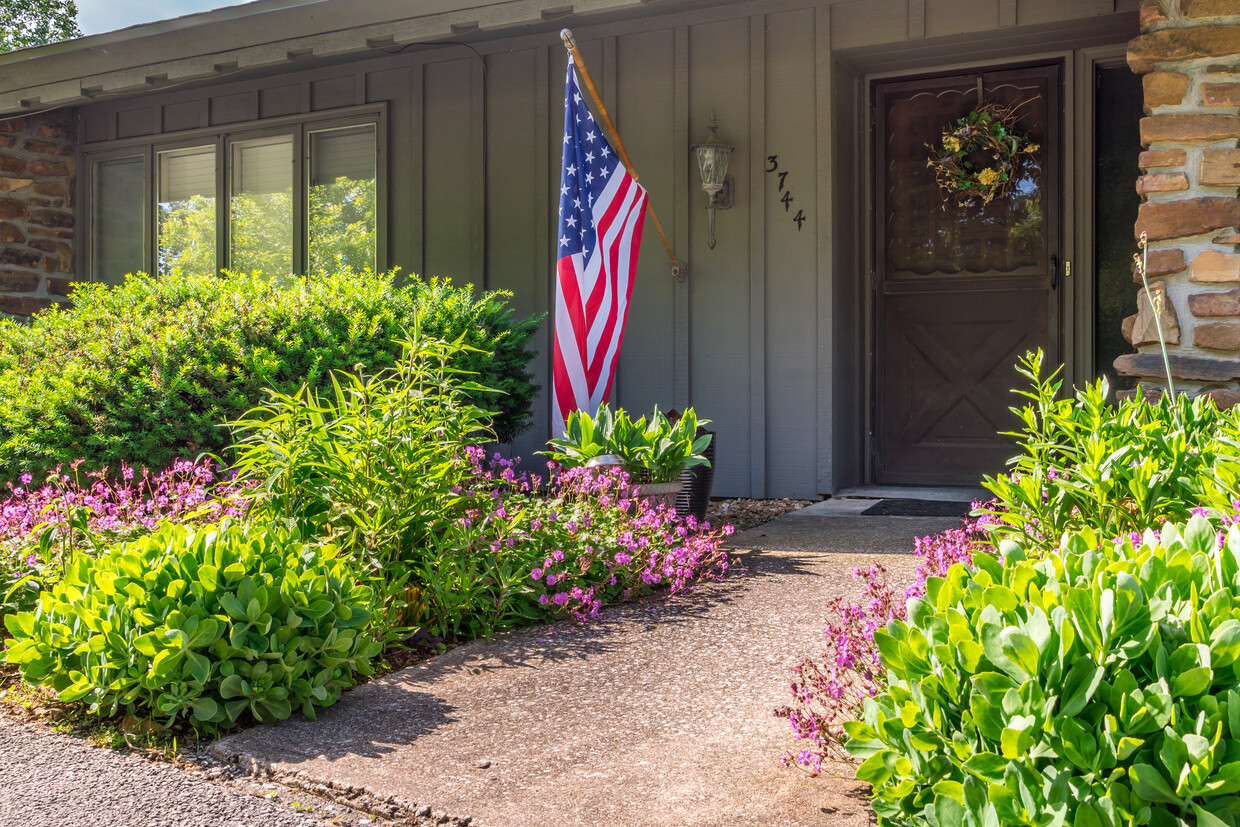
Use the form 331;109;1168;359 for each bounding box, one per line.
231;136;294;276
309;125;376;274
158;146;216;277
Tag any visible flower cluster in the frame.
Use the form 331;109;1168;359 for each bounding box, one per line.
0;459;250;607
775;513;985;775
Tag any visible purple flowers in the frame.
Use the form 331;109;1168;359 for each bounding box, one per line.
775;514;984;774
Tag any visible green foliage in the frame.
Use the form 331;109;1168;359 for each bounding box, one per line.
407;277;541;443
230;333;493;642
0;0;79;52
847;515;1240;827
0;269;540;482
544;404;713;483
3;519;379;732
980;350;1240;547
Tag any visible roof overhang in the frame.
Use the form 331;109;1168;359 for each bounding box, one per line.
0;0;652;115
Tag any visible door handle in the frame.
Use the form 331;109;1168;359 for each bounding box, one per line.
1050;254;1059;291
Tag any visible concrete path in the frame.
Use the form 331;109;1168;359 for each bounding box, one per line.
215;513;962;827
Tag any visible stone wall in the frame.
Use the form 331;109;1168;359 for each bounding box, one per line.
0;111;76;318
1122;0;1240;406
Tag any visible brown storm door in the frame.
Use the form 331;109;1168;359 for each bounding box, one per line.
873;63;1061;486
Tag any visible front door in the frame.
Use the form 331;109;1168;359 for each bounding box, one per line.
872;63;1061;486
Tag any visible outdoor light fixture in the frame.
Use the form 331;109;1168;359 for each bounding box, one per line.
690;112;734;250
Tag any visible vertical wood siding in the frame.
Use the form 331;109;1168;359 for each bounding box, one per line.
73;0;1138;498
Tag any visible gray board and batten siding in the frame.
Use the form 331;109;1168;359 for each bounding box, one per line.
69;0;1139;498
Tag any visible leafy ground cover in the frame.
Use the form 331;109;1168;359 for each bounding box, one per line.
779;350;1240;827
1;317;731;737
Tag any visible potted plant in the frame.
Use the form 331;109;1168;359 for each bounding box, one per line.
544;404;714;509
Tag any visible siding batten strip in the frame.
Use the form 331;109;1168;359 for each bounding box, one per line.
908;0;925;40
673;25;690;412
471;57;486;288
748;13;766;499
536;46;552;441
999;0;1017;27
411;62;425;278
815;4;834;495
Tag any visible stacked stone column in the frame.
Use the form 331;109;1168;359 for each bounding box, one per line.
0;111;76;318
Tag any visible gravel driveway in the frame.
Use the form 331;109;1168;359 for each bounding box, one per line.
0;717;320;827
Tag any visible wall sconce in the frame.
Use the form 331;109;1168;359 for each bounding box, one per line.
690;112;734;250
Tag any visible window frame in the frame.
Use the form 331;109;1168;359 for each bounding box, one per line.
80;103;387;284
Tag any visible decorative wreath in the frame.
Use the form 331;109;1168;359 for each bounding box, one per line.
926;101;1040;207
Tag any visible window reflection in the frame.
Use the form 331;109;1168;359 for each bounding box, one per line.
308;125;377;274
230;136;294;276
158;146;216;277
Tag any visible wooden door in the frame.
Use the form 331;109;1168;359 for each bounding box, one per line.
873;64;1061;486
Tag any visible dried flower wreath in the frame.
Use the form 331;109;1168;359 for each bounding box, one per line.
926;100;1040;207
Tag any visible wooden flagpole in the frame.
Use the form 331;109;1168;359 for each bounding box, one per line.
560;28;686;281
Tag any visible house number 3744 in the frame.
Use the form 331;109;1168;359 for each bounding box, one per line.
765;155;806;231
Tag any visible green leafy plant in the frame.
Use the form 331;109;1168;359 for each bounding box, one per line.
544;404;713;484
229;332;495;642
0;269;540;483
3;519;379;732
979;350;1240;548
847;515;1240;826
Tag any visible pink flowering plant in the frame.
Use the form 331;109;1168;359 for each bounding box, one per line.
1;459;249;620
419;458;732;640
775;516;986;775
230;332;731;645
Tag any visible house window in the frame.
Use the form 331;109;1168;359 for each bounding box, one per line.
158;145;217;277
84;106;384;284
91;155;146;285
230;135;294;276
309;124;377;274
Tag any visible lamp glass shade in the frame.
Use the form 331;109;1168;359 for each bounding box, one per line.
691;116;733;196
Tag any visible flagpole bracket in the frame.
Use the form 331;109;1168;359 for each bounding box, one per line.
671;259;688;282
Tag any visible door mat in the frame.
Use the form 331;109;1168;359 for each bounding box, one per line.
861;498;973;517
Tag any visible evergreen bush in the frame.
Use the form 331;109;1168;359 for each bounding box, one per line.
0;270;540;482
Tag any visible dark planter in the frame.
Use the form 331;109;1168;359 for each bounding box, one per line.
675;427;715;523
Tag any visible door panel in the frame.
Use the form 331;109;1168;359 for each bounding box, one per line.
873;64;1061;486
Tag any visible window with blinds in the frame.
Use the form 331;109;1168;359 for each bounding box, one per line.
230;135;293;276
157;146;217;277
309;125;377;274
91;156;146;285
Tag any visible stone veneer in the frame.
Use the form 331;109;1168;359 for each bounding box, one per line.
0;111;76;318
1122;0;1240;407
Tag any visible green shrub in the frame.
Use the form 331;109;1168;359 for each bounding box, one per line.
2;519;379;731
981;350;1240;546
847;515;1240;827
543;404;713;483
230;332;494;642
0;269;540;482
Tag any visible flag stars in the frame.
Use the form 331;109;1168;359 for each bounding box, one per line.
573;198;581;209
566;164;577;177
560;184;570;197
585;172;594;185
584;151;595;164
601;146;611;158
559;234;570;247
585;130;597;143
566;215;577;227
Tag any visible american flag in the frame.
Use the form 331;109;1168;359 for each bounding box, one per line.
552;56;648;433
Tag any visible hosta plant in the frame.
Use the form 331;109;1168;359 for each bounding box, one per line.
3;519;379;732
846;514;1240;827
544;404;713;483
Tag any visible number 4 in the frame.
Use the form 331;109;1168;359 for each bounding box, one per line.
781;191;793;212
793;209;806;230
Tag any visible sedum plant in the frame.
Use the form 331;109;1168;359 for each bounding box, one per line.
847;514;1240;827
3;519;379;732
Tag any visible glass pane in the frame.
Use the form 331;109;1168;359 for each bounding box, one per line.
308;125;377;274
1095;65;1143;392
157;146;216;277
92;156;145;285
230;135;293;276
883;74;1049;277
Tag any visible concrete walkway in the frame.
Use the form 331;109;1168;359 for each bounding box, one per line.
215;512;962;827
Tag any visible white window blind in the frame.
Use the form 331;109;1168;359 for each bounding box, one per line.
92;156;145;285
232;136;293;195
310;126;376;185
159;146;215;203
